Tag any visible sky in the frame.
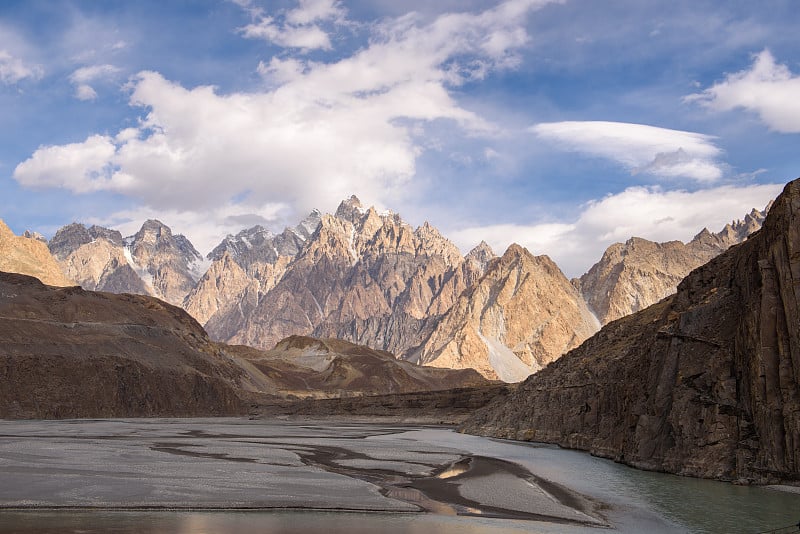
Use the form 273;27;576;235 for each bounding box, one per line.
1;0;798;277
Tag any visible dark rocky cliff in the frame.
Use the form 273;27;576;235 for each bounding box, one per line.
461;178;800;484
0;272;252;419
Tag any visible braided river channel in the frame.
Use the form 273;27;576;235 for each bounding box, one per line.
0;418;797;533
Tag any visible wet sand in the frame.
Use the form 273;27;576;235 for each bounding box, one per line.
0;418;606;528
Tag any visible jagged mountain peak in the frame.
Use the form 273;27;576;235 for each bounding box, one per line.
498;243;532;263
208;211;322;268
126;220;201;259
465;240;495;274
49;223;94;260
296;209;322;238
208;225;276;261
581;204;769;325
418;238;598;382
335;195;365;223
133;219;173;242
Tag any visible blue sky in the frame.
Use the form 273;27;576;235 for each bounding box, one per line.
1;0;798;276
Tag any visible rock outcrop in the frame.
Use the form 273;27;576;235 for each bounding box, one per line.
462;179;800;484
49;223;150;295
0;220;73;287
49;220;205;306
183;211;320;327
209;197;491;361
577;208;767;325
416;244;600;381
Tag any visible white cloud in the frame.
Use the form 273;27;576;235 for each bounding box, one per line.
69;64;121;100
240;17;334;50
74;84;98;100
685;49;800;133
0;49;42;84
531;121;724;182
285;0;344;26
14;0;556;250
238;0;345;51
13;135;125;193
450;182;783;278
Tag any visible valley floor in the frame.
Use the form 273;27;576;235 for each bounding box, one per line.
0;418;797;533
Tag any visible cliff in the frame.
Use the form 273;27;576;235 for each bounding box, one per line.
462;178;800;484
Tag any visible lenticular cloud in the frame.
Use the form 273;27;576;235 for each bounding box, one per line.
531;121;724;183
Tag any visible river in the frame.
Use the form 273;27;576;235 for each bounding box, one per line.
0;418;797;533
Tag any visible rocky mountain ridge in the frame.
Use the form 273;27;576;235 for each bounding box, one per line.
416;244;600;381
3;195;768;383
577;207;768;325
210;196;490;363
461;179;800;483
48;219;205;306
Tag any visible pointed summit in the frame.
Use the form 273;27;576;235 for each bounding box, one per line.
335;195;365;223
465;240;495;273
48;223;93;260
135;219;172;241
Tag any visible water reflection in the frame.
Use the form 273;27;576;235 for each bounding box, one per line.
436;458;471;479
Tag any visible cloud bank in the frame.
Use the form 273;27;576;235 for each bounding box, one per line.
531;121;724;182
13;0;559;252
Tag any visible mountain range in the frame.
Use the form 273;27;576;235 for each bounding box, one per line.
1;196;768;382
1;178;797;485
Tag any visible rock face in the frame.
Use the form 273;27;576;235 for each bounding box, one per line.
123;220;205;305
577;208;767;325
183;211;321;327
0;220;73;287
416;245;600;381
49;223;150;295
208;197;491;361
462;179;800;484
49;220;205;306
